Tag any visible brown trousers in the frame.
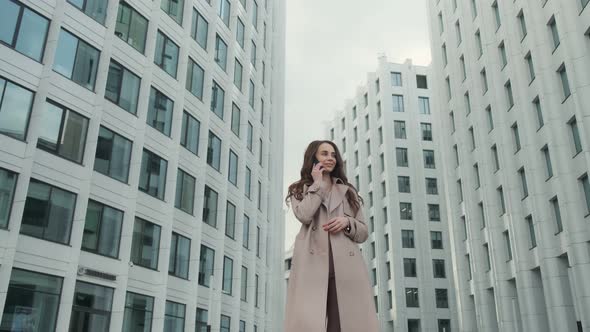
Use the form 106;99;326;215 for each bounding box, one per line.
326;236;341;332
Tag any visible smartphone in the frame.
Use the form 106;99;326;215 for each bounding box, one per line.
312;157;319;166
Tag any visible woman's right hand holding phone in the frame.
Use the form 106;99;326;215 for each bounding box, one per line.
311;162;324;183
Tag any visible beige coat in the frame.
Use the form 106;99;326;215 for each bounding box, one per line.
284;178;378;332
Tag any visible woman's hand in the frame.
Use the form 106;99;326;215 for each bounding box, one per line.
323;216;350;233
311;162;325;183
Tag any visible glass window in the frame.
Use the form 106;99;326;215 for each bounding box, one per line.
418;97;430;114
247;122;253;151
210;80;225;119
423;150;435;168
431;231;443;249
203;185;219;227
551;196;563;233
82;199;123;258
421;123;432;141
0;0;49;61
0;77;35;140
37;100;89;163
403;258;416;277
161;0;183;25
429;204;440;221
392;94;404;112
180;111;200;156
241;266;248;301
218;0;231;27
236;18;245;48
164;301;185;332
94;126;132;183
569;117;582;154
222;256;234;294
243;214;250;249
207;130;222;171
245;167;251;198
426;177;438;195
196;308;208;332
394;120;406;139
54;29;100;90
438;319;451;332
581;174;590;214
400;202;412;220
123;292;154;332
416;75;428;89
233;59;243;90
199;244;215;287
154;30;179;78
549;16;560;49
391;72;402;86
0;167;17;229
435;289;448;308
146;87;174;137
228;150;238;186
220;315;231;332
1;269;63;331
398;176;410;193
175;169;195;214
558;64;571;99
214;34;228;71
401;229;414;248
225;200;236;238
105;60;140;114
69;281;114;332
138;149;168;200
191;8;208;50
186;58;205;99
131;217;161;269
249;80;255;107
21;179;76;244
250;40;257;68
396;147;408;167
433;259;446;278
115;1;148;54
252;0;258;29
405;288;419;307
68;0;107;24
169;232;190;279
231;103;240;136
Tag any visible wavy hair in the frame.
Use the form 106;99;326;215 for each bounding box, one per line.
285;140;363;213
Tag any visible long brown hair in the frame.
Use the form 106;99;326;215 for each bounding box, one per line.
285;140;363;213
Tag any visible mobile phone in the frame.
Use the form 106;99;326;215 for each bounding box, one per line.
312;157;319;166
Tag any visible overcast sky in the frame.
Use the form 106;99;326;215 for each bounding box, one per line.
282;0;432;250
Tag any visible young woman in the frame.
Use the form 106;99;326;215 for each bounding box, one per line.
283;140;378;332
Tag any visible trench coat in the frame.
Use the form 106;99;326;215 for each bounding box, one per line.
284;177;379;332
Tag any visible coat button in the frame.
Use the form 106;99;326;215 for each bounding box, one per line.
349;251;354;256
312;226;317;231
310;249;314;254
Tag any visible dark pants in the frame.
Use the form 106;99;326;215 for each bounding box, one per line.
326;236;341;332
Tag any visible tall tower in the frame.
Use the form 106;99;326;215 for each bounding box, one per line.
326;57;457;332
0;0;286;331
427;0;590;331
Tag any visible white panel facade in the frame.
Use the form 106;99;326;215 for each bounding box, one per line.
427;0;590;331
325;58;458;332
0;0;286;331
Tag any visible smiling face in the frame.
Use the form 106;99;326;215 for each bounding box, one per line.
314;142;337;173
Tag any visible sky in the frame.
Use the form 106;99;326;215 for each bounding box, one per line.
282;0;433;250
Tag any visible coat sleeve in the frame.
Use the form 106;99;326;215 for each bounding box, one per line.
343;198;369;243
290;181;328;225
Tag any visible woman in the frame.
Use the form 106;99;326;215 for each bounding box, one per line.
284;140;378;332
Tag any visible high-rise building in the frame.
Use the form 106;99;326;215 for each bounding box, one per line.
427;0;590;331
0;0;285;331
326;57;457;332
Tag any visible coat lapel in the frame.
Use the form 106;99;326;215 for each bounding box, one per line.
328;178;349;214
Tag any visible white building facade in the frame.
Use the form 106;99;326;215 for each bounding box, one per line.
326;57;458;332
0;0;286;331
427;0;590;331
